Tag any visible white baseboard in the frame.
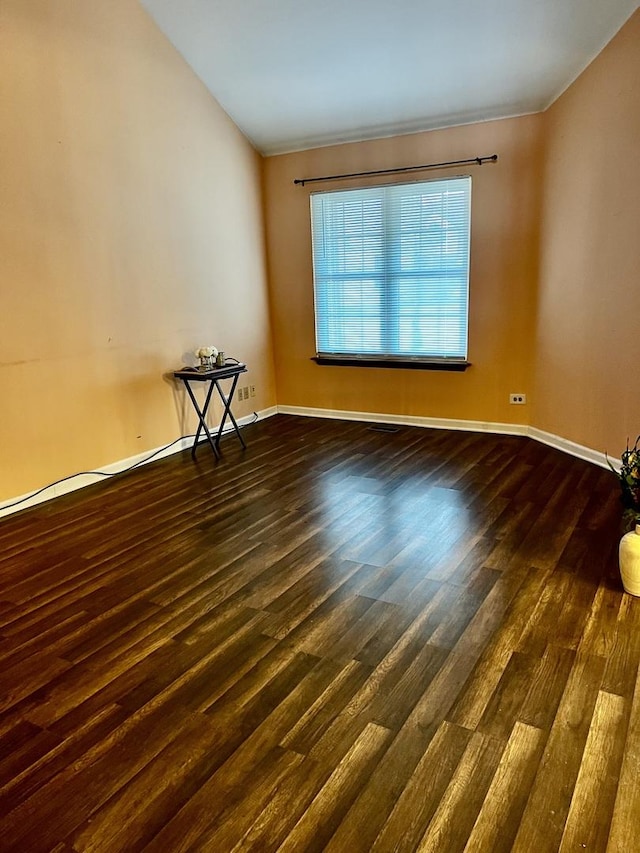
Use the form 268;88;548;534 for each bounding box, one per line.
528;426;614;472
0;408;277;520
0;404;613;520
277;404;613;471
277;404;528;437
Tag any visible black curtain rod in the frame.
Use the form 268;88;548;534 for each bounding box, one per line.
293;154;498;186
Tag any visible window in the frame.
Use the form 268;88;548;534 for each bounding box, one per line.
310;176;471;366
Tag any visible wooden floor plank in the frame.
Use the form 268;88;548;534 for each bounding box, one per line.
142;745;304;853
512;652;608;852
371;721;474;852
463;721;547;852
255;721;392;853
415;730;505;852
559;690;628;853
447;566;552;730
321;720;438;853
602;594;640;698
606;664;640;853
518;643;576;730
0;415;637;851
476;650;540;740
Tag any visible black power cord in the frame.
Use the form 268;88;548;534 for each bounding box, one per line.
1;412;258;513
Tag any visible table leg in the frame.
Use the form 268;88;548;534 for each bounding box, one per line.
214;375;247;449
184;379;220;459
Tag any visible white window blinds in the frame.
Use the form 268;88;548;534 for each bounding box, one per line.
311;176;471;362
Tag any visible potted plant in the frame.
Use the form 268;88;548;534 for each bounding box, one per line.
610;436;640;595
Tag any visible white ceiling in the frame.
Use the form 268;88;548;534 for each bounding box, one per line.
140;0;639;155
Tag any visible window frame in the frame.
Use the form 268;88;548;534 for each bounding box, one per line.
310;175;472;371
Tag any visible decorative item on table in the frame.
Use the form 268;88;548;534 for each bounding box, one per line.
195;346;218;371
216;350;226;367
608;435;640;596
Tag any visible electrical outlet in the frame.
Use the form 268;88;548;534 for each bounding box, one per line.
249;385;256;398
243;387;249;401
509;393;527;405
237;387;244;402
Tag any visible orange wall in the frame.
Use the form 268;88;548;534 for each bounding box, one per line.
0;0;276;501
263;116;543;424
3;2;636;507
532;9;640;457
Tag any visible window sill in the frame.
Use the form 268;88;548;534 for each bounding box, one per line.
312;357;471;372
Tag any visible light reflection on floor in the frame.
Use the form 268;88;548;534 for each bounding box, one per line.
315;472;472;574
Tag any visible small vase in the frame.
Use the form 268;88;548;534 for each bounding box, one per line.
199;356;215;371
619;523;640;596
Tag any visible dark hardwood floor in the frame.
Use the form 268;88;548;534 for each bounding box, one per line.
0;414;638;852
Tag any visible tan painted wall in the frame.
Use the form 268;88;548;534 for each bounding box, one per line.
0;0;275;502
3;1;635;507
263;115;543;424
532;9;640;457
